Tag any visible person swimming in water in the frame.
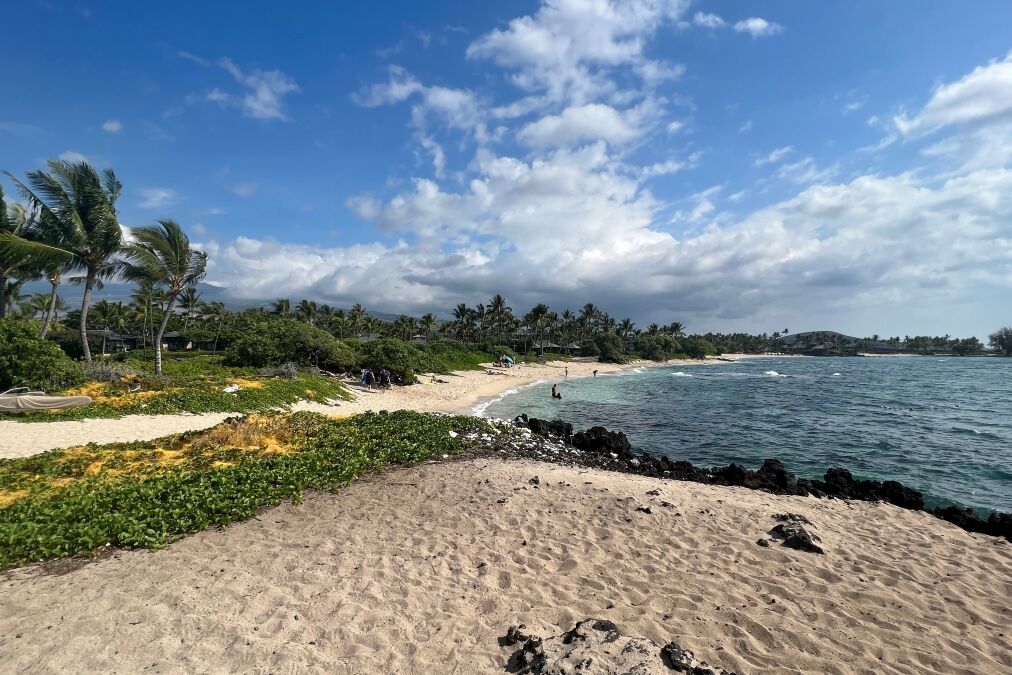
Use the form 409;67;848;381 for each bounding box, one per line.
551;384;562;399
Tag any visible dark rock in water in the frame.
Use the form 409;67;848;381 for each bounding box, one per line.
768;523;824;554
880;480;924;510
572;426;634;459
824;467;856;493
757;458;799;491
526;417;551;437
505;618;735;674
713;463;750;486
932;506;1012;540
547;419;573;439
773;513;812;525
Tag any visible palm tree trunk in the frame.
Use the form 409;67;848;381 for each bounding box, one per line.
40;279;60;338
80;271;95;362
0;275;7;319
153;296;176;376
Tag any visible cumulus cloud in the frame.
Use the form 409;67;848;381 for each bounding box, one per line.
895;52;1012;136
138;188;177;209
101;119;122;133
201;3;1011;336
466;0;690;103
517;102;647;147
209;58;300;121
733;17;783;38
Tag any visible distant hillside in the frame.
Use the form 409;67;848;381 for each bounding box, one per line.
777;331;862;345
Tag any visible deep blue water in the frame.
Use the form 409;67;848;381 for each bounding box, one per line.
483;357;1012;513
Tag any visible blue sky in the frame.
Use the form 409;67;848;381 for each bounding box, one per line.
4;1;1012;338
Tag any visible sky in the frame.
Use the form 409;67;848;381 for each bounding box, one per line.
3;0;1012;339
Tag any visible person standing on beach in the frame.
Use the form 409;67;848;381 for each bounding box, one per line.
593;369;598;377
565;367;568;378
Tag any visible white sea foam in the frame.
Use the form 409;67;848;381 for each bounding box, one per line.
832;372;842;377
472;379;547;417
671;371;693;378
764;370;787;378
632;366;646;373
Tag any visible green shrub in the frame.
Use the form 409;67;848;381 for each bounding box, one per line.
223;318;355;371
0;318;83;391
357;338;427;383
682;337;718;359
634;334;681;361
593;332;628;363
421;339;490;372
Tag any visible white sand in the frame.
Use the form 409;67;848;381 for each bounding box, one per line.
0;358;657;458
2;458;1008;673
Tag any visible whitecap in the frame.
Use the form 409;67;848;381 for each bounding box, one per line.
763;370;787;378
632;366;646;373
831;372;842;377
472;378;547;417
671;371;693;378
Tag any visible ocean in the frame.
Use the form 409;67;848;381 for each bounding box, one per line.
481;356;1012;513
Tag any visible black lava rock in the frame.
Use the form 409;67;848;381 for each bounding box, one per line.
768;522;824;555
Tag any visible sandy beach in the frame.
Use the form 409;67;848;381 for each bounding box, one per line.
0;358;658;459
2;457;1008;673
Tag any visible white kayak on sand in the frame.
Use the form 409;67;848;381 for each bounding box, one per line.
0;388;92;412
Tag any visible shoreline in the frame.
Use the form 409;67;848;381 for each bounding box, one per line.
0;357;694;459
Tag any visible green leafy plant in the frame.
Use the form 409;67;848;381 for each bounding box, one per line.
0;317;83;391
0;411;511;569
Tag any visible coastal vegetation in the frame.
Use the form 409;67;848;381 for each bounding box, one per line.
0;411;503;569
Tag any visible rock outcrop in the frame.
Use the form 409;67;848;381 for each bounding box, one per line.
503;618;735;674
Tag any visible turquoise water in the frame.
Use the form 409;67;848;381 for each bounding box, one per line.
483;357;1012;512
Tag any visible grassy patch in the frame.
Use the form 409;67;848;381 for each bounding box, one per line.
0;411;507;569
10;354;350;422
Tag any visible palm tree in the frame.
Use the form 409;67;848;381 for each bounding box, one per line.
488;294;511;343
297;299;318;325
130;280;159;349
0;185;41;319
349;303;366;336
6;160;123;362
179;286;202;331
419;312;437;338
525;303;551;355
200;301;227;352
119;219;207;375
89;299;124;355
668;321;685;337
271;298;291;316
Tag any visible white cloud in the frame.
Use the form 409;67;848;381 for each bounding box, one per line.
517;102;646;147
895;52;1012;137
733;17;783;38
843;101;864;114
466;0;690;103
211;58;300;121
232;183;257;198
101;119;122;133
739;120;753;133
666;120;685;134
58;150;88;163
693;12;725;29
754;145;794;166
138;188;177;209
199;3;1002;337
